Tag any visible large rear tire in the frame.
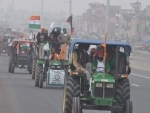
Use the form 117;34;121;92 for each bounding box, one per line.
11;63;15;73
32;59;36;79
72;97;81;113
62;76;80;113
112;81;124;113
121;79;130;104
35;63;41;87
39;72;44;88
125;100;133;113
8;55;12;73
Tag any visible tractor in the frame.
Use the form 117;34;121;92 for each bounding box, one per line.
35;42;69;88
8;39;33;74
62;39;132;113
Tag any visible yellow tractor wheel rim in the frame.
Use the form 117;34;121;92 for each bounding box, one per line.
62;86;66;112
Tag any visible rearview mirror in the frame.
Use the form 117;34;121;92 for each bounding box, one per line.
86;62;92;73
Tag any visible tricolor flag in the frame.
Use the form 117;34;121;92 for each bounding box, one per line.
66;15;74;35
29;16;41;29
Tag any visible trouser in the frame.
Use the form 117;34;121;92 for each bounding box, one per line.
39;43;44;59
60;44;69;60
84;70;91;80
84;70;92;91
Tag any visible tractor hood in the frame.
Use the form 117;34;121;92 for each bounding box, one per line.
92;72;115;83
50;60;62;65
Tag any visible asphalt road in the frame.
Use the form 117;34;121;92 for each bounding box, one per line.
0;55;150;113
131;55;150;64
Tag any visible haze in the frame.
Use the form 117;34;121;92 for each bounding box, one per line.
1;0;150;15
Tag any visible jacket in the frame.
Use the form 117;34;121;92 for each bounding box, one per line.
72;49;90;71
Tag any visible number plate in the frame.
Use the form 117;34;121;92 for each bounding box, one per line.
48;70;65;85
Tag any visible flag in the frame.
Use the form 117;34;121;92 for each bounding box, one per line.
66;15;74;35
29;16;41;29
101;33;107;73
103;33;107;61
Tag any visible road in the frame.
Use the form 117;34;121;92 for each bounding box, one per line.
0;55;150;113
131;54;150;64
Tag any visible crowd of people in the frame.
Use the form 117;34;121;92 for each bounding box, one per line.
36;27;71;60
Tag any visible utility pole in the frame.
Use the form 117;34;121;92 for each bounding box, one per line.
41;0;43;27
12;0;14;12
69;0;72;15
105;0;110;36
64;0;72;16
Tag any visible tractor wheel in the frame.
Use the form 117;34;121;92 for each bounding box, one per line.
11;63;15;73
72;97;81;113
62;76;80;113
35;63;41;87
112;81;124;113
32;59;36;79
125;100;133;113
121;79;130;104
28;65;32;74
8;56;12;73
39;71;44;88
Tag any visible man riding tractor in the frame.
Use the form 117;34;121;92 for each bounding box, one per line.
36;28;48;59
62;39;132;113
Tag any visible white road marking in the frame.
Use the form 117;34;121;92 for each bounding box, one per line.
132;84;139;87
131;73;150;79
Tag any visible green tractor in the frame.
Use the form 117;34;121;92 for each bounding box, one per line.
35;42;69;88
62;39;132;113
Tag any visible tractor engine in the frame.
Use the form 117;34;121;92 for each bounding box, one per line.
91;73;115;106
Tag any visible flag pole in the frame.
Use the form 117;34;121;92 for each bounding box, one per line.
71;14;73;36
104;33;107;73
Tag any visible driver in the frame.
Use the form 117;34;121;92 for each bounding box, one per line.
71;43;91;92
49;48;59;60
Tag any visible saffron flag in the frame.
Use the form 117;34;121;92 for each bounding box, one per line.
29;16;41;29
66;15;74;35
102;33;107;61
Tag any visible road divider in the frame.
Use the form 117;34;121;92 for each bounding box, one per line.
130;60;150;72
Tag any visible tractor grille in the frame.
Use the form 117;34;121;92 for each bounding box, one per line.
50;65;63;70
94;82;114;98
17;55;28;65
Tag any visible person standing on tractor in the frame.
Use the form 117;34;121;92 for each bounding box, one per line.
36;28;48;59
57;28;70;60
57;28;70;44
50;27;61;54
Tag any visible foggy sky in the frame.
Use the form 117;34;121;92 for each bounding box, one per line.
1;0;150;15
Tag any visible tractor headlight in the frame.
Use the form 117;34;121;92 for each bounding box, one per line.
96;83;102;87
51;66;55;68
44;56;48;60
57;66;61;68
107;84;113;88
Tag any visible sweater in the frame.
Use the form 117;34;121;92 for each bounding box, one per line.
57;33;70;43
